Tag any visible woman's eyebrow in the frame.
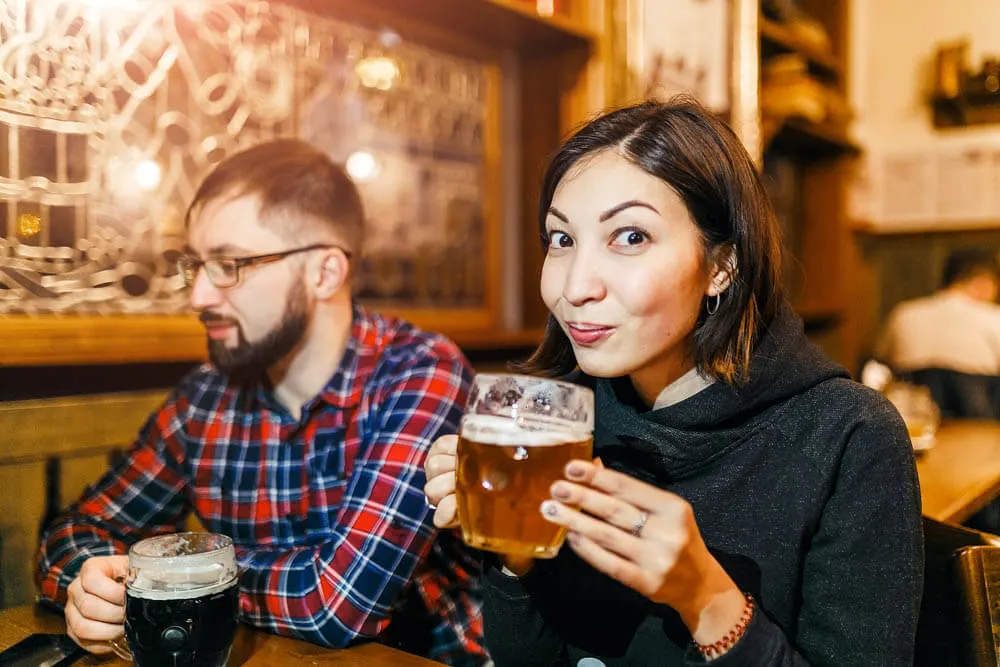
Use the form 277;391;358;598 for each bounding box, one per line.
599;200;660;222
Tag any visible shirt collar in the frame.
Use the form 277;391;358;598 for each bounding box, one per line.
652;366;714;410
253;302;374;415
318;302;376;409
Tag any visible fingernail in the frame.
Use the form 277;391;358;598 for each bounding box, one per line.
566;462;587;479
567;531;580;546
551;482;571;500
541;500;560;518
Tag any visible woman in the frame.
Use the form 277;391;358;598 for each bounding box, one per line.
424;98;922;665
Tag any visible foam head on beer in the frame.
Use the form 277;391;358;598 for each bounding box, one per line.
128;533;238;599
456;374;594;559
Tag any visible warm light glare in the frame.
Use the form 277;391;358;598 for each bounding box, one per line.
16;213;41;239
77;0;207;19
346;151;379;182
77;0;150;9
377;29;401;49
134;159;162;191
536;0;555;17
355;56;399;91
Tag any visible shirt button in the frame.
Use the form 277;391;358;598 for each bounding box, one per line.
578;659;606;667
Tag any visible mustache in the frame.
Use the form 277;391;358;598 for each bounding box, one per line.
199;312;238;326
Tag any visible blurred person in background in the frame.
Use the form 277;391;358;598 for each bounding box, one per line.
876;248;1000;378
875;248;1000;420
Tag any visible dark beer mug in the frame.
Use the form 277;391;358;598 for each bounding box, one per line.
112;532;239;667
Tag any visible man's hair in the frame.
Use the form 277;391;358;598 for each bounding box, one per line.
942;249;1000;288
185;138;365;253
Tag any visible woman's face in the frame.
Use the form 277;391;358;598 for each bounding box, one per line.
540;150;727;401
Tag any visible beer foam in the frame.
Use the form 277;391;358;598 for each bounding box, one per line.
129;562;238;600
127;533;238;600
461;415;588;446
129;575;237;601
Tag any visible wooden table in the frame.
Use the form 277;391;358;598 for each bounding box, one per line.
0;605;443;666
916;420;1000;524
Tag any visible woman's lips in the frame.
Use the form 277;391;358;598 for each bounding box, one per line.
566;323;615;345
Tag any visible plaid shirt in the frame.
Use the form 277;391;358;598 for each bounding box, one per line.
36;305;488;666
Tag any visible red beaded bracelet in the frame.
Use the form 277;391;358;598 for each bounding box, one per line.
694;592;755;660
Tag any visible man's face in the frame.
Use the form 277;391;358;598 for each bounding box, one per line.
185;194;312;376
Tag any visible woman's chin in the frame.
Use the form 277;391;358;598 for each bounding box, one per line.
574;354;632;379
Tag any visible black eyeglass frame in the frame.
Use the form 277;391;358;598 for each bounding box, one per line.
177;243;351;288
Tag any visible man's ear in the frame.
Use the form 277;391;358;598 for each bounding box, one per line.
312;248;350;299
708;245;737;297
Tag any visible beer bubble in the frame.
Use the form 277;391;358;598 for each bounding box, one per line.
480;468;510;492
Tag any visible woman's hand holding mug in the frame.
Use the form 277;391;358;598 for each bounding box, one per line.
424;434;535;575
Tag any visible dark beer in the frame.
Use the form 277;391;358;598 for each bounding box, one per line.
456;419;593;558
124;581;239;667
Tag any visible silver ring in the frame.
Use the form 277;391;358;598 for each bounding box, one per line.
630;510;649;538
425;497;437;510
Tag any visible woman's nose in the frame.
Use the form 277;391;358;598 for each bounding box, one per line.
562;255;606;306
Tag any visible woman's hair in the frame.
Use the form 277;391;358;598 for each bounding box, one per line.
514;97;784;385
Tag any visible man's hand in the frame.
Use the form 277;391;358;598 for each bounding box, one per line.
65;555;129;653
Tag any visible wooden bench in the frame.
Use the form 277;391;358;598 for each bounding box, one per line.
0;391;167;608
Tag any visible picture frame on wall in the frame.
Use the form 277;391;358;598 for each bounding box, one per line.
625;0;733;113
617;0;760;159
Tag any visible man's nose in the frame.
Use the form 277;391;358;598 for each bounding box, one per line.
188;267;222;311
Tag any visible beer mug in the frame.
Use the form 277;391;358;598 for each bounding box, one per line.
456;373;594;558
111;532;240;667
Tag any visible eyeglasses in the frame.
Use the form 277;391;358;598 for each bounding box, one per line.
177;243;351;289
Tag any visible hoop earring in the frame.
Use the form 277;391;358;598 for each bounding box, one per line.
706;293;720;315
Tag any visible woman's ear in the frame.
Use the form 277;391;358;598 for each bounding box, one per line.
708;245;737;297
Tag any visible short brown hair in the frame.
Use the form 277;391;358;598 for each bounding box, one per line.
942;248;1000;288
185;138;365;253
514;98;784;386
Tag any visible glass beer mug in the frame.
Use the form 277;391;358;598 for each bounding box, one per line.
885;382;941;452
456;373;594;558
110;532;240;667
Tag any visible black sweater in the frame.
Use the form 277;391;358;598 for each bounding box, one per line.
482;303;924;666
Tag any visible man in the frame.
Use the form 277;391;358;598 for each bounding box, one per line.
874;248;1000;422
35;139;486;665
876;248;1000;376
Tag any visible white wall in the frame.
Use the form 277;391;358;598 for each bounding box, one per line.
853;0;1000;153
850;0;1000;227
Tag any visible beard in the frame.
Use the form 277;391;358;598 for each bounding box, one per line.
202;280;310;380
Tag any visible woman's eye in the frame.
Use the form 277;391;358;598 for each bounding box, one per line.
610;228;648;247
548;231;574;249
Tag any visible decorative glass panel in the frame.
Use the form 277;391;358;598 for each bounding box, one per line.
0;0;491;314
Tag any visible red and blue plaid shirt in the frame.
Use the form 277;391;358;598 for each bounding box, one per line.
36;305;487;665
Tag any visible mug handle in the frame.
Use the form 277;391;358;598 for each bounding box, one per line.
108;574;131;661
108;635;131;661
